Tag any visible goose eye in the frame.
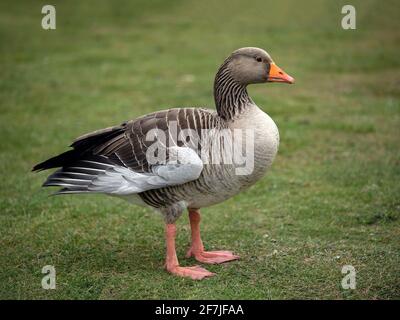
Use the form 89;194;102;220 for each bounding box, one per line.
256;57;262;62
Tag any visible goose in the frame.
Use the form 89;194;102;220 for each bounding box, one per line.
33;47;294;280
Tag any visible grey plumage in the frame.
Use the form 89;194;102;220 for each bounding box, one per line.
33;47;283;223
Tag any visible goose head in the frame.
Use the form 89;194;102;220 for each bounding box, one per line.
224;47;295;85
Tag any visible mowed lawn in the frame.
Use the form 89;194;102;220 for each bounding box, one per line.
0;0;399;299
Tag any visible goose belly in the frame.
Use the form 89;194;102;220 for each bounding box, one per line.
187;107;279;208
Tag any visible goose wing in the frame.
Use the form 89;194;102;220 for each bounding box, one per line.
33;108;218;195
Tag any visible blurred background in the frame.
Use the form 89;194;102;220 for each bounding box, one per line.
0;0;399;299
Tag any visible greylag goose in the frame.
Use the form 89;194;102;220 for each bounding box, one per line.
33;47;294;280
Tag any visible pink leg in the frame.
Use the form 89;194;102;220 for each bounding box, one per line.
165;223;215;280
186;209;239;264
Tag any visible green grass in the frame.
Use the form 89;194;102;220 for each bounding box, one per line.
0;0;399;299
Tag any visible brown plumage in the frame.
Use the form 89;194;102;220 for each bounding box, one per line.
33;47;294;279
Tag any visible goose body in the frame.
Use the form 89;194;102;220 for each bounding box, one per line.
118;104;279;214
33;47;293;279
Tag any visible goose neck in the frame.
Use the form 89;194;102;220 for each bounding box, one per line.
213;65;252;121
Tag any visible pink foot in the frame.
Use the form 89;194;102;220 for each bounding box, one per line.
166;264;215;280
186;248;240;264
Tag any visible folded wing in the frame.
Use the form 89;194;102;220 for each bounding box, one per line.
33;108;217;195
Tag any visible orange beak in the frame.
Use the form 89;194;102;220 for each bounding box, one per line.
268;62;295;84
